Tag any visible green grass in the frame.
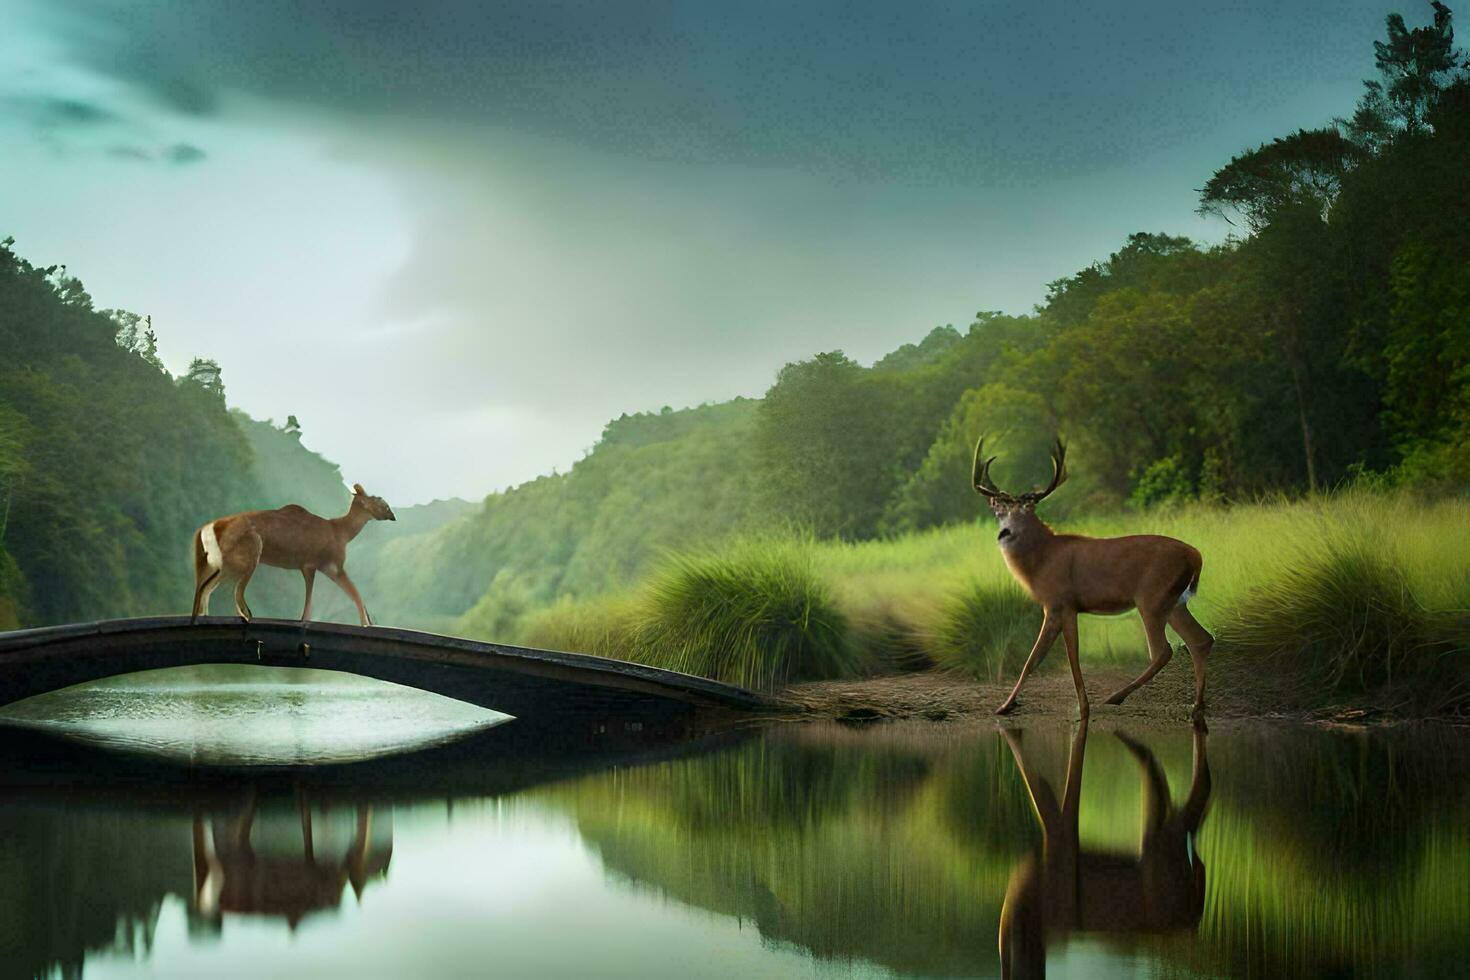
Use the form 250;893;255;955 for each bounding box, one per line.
925;579;1041;681
475;489;1470;709
1219;539;1444;696
633;539;859;689
522;592;643;662
521;539;861;689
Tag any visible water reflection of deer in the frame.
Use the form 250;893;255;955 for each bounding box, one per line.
192;791;393;929
998;722;1211;979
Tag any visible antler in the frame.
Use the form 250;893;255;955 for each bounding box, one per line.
972;437;1003;498
1021;438;1068;503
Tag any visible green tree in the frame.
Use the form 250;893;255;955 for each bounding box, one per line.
756;351;887;538
1198;128;1362;232
1370;1;1464;134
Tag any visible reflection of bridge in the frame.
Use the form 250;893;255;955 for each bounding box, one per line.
0;720;750;980
0;616;769;726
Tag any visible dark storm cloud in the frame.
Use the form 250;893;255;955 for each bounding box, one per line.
4;90;206;163
31;0;1388;183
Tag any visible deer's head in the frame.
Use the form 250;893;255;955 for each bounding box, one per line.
972;437;1067;546
352;483;397;521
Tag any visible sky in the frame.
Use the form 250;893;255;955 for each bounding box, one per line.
0;0;1401;504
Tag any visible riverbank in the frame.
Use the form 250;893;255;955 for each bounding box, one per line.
516;490;1470;721
769;658;1457;730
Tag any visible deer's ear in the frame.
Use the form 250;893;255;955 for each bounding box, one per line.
353;483;365;495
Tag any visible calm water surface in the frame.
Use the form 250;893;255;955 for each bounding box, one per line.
1;673;1467;979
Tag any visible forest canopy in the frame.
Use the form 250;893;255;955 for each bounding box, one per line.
2;5;1466;633
380;5;1469;634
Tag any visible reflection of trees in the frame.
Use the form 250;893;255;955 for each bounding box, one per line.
1186;726;1470;979
560;727;1021;977
0;807;194;980
7;721;1470;979
554;722;1470;980
1207;725;1470;875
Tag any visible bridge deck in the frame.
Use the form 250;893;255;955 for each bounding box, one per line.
0;617;770;730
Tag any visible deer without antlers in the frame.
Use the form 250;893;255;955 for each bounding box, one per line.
191;483;395;627
973;438;1213;721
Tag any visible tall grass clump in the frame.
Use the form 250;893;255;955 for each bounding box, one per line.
520;593;643;662
634;538;860;689
1218;533;1467;708
926;579;1042;682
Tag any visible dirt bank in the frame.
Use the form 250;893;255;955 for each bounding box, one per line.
770;656;1421;731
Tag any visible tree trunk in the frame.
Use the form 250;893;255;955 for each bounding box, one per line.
1287;357;1317;492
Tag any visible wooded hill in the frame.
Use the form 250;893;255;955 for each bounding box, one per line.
0;239;468;628
367;7;1470;636
3;6;1465;640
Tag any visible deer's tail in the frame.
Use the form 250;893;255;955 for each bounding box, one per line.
192;521;224;620
197;521;224;572
1177;548;1203;606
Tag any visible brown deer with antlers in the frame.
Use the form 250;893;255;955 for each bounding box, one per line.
972;438;1213;721
191;484;395;627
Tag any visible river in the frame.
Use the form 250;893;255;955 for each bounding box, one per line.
1;670;1466;978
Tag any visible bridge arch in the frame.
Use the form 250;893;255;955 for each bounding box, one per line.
0;617;768;731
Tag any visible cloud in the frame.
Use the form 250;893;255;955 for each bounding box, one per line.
104;143;150;161
22;0;1387;184
2;90;207;163
36;96;116;126
5;0;1390;502
6;94;120;129
165;142;206;164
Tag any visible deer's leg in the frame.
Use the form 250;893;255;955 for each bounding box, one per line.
1168;604;1214;721
300;568;317;622
233;569;257;622
1060;608;1088;720
191;528;220;622
1179;722;1213;831
328;567;372;626
300;792;316;864
999;728;1062;830
192;811;211;895
1059;719;1089;830
996;610;1060;715
229;531;262;622
348;807;373;896
192;569;220;621
1105;606;1173;706
233;791;257;851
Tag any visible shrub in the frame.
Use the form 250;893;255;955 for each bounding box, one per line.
926;580;1042;682
1218;536;1466;705
634;539;859;689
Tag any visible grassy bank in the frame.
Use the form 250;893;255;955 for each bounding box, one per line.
522;538;863;689
497;490;1470;712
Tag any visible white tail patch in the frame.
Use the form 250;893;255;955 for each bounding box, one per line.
200;522;223;569
1177;583;1197;607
